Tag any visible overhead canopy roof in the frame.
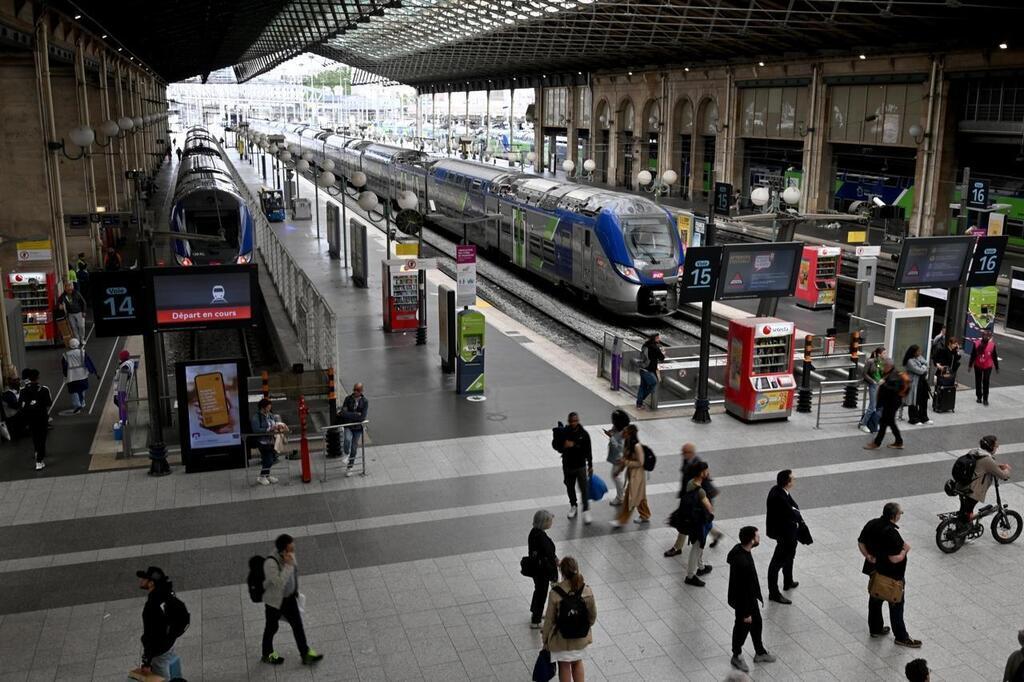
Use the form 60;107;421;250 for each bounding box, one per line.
70;0;1024;88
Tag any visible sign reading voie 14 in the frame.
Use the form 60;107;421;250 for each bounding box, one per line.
678;246;723;303
455;244;477;307
966;235;1009;287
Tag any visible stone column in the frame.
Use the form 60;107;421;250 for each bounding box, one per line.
800;64;831;214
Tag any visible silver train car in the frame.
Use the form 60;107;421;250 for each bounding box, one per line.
248;120;682;315
170;126;254;265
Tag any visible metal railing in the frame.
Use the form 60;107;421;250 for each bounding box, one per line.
599;333;726;409
224;157;339;372
815;378;862;429
320;420;369;481
241;431;295;486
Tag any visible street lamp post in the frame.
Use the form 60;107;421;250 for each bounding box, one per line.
637;169;679;203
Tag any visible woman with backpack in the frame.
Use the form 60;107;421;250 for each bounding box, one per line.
528;510;558;629
610;424;651;527
603;409;631;506
902;345;932;425
968;330;999;406
542;556;597;681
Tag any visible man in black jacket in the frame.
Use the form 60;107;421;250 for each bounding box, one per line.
136;566;180;678
555;412;593;524
858;502;921;648
727;526;776;673
18;369;52;471
765;469;801;604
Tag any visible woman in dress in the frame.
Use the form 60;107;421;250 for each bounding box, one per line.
610;424;651;527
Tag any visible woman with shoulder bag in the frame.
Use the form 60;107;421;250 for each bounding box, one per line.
528;510;558;629
542;557;597;682
610;424;651;527
603;409;630;506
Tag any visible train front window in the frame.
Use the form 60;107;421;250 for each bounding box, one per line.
623;217;676;265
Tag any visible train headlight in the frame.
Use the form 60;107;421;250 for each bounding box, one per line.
677;265;686;277
613;263;640;283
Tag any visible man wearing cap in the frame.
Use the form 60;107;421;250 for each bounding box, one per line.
136;566;180;679
61;338;98;415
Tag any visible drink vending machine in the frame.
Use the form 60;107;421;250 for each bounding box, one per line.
724;317;797;421
382;260;420;332
795;245;842;310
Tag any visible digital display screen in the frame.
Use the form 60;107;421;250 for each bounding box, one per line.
149;265;257;330
716;243;803;300
183;362;243;450
894;237;972;289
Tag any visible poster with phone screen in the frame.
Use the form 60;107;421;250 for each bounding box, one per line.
185;362;242;449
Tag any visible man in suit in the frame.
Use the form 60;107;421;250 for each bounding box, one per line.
765;469;801;604
727;526;776;673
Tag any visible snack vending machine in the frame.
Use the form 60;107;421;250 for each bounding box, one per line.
724;317;796;421
795;245;841;310
382;261;420;332
7;271;57;346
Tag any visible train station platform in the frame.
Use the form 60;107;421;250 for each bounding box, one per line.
227;150;616;448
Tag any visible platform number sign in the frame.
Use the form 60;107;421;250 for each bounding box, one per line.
967;179;989;209
90;270;148;337
679;246;723;303
714;182;732;216
966;235;1009;287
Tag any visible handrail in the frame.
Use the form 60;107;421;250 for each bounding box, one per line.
321;420;369;481
815;378;860;429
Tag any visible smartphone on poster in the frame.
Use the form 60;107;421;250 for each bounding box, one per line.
194;372;230;429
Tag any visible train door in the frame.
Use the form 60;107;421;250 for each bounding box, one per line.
508;206;527;268
484;192;500;250
572;224;594;291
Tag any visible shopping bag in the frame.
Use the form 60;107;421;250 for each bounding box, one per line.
588;473;608;501
532;649;556;682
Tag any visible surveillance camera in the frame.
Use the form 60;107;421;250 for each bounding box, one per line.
871;196;886;208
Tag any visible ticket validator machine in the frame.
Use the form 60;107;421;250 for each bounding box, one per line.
455;309;485;394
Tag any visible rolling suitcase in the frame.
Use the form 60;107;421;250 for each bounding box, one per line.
932;374;956;413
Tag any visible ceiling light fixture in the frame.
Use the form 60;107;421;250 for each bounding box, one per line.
74;14;81;19
999;42;1009;49
758;61;765;67
859;54;866;60
101;34;107;39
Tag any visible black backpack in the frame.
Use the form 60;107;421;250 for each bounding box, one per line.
951;452;982;488
551;422;565;453
247;555;276;603
162;593;191;641
552;585;590;639
642;445;656;472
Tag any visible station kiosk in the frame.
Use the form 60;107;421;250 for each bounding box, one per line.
724;317;797;421
795;245;841;310
7;270;57;346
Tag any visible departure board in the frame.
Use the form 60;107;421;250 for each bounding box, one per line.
894;237;973;289
716;242;803;300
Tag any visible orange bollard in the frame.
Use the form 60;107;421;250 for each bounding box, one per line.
298;395;311;483
261;371;270;399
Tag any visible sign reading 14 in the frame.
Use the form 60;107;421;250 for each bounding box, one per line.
103;286;137;320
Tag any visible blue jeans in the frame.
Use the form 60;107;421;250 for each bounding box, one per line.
869;595;908;640
859;383;878;427
258;443;277;476
149;648;179;678
636;370;658;407
344;428;362;467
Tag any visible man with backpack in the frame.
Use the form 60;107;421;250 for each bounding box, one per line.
552;412;593;524
135;566;188;679
255;534;324;666
676;461;716;587
954;435;1011;527
18;369;52;471
864;363;907;450
635;333;665;409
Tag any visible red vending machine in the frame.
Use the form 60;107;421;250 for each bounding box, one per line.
382;261;420;332
7;271;58;346
725;317;797;421
795;245;842;310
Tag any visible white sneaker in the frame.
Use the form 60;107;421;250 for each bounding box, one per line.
345;469;357;478
924;420;934;425
267;476;279;484
582;510;592;525
609;498;623;507
858;424;870;433
567;506;578;519
256;476;271;486
609;519;622;529
35;461;46;471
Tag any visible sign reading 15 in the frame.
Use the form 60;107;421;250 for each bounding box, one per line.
690;259;714;286
103;286;136;320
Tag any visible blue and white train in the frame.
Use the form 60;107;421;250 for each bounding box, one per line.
248;121;682;315
170;126;254;265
